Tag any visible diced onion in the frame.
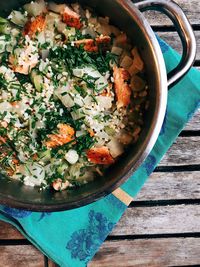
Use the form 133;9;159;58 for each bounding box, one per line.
111;46;123;56
24;0;47;17
120;55;133;69
107;139;124;158
9;11;27;26
131;47;144;71
96;96;113;110
48;2;66;14
41;49;49;60
65;150;79;164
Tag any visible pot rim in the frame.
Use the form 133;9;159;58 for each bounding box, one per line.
0;0;168;211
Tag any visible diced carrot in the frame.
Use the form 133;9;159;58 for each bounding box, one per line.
87;146;114;165
62;6;82;29
23;15;46;37
113;66;131;108
75;39;98;52
0;136;7;144
96;35;111;47
32;153;39;161
45;124;75;149
9;54;38;75
12;158;19;165
88;129;95;137
10;101;19;107
74;36;111;52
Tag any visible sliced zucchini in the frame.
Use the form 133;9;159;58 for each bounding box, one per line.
0;17;11;34
57;162;69;175
31;70;44;92
38;150;51;164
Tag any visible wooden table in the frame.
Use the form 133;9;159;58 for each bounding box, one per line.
1;1;200;266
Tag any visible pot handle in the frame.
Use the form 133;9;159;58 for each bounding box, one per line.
135;0;196;87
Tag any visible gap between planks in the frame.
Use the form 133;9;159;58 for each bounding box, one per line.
1;238;199;267
89;238;200;267
0;204;199;239
0;169;200;240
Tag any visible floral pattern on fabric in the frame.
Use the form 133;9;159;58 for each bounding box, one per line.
66;210;114;262
143;155;157;176
2;206;32;218
38;212;51;221
106;194;127;212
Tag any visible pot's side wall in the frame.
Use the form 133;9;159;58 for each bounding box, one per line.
0;0;167;211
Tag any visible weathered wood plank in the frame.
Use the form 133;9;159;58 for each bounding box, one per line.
137;171;200;200
184;109;200;131
48;259;57;267
111;205;200;235
159;137;200;166
1;245;44;267
89;238;200;267
0;171;199;239
138;0;200;26
156;31;200;61
0;221;24;239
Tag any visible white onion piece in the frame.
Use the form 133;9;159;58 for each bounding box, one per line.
111;46;123;56
73;66;108;91
76;130;86;137
107;139;124;158
60;94;74;108
48;2;66;14
120;55;133;69
0;102;12;113
96;96;113;110
37;32;46;45
82;27;96;38
17;163;45;187
41;49;49;60
9;11;27;26
65;150;79;165
24;0;47;17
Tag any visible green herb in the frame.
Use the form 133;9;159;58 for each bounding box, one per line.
61;91;68;96
75;133;95;155
74;85;87;97
0;73;8;90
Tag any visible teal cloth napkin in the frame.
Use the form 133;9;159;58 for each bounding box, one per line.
0;37;200;267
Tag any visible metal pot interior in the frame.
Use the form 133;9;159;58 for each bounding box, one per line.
0;0;167;211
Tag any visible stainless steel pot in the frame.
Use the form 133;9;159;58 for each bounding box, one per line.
0;0;196;211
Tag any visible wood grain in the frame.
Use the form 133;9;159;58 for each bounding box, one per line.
138;0;200;26
1;203;199;240
184;109;200;131
137;171;200;200
1;245;44;267
157;31;200;61
0;1;200;267
89;238;200;267
111;204;200;235
159;137;200;166
0;221;24;239
48;259;57;267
